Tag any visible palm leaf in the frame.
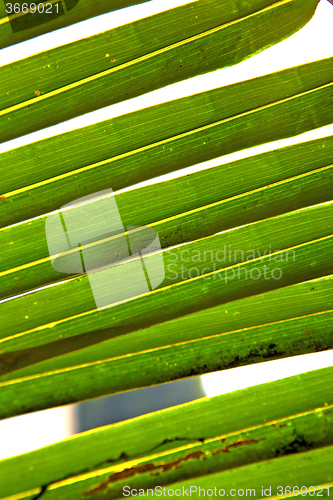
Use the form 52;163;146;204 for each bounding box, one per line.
0;0;332;496
1;131;333;300
2;57;333;227
0;366;332;499
0;0;320;142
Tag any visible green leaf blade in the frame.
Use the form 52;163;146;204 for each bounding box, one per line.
0;0;320;142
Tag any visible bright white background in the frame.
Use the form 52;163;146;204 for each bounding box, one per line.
0;0;333;459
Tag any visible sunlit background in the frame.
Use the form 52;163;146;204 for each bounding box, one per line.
0;0;333;460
